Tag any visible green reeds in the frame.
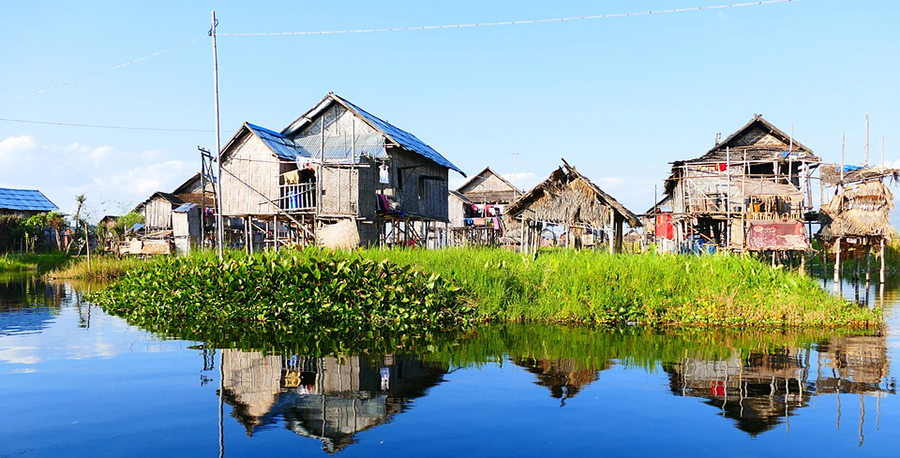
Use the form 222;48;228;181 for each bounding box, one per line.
358;248;880;328
0;253;70;272
44;255;143;280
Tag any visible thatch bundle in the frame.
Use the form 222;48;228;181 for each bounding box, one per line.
819;181;895;239
820;164;900;186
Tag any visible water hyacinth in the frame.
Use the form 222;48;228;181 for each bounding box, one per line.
87;249;475;339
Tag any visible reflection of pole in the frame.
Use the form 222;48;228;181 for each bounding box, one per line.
858;393;865;448
219;348;224;458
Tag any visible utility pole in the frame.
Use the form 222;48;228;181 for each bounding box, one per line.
211;10;224;259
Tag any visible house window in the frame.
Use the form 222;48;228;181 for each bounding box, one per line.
396;167;403;190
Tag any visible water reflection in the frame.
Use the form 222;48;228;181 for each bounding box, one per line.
664;334;895;441
220;350;447;453
513;357;608;406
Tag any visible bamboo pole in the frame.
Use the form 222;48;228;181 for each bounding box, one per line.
880;238;886;284
834;238;842;294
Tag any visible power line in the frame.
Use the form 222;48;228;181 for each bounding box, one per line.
220;0;798;36
0;117;212;132
0;36;206;105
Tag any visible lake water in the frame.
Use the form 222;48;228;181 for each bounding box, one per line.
1;273;899;457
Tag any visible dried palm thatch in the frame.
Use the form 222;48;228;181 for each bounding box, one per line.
820;164;900;186
506;160;641;227
819;181;895;239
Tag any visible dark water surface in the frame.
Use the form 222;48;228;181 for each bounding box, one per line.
1;273;899;457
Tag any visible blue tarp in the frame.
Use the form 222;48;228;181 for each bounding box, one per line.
0;188;58;212
840;164;865;172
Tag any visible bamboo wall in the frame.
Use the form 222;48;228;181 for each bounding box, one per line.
221;133;280;216
142;196;174;229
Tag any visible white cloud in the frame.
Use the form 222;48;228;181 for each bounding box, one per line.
0;136;195;219
502;171;539;190
0;135;38;160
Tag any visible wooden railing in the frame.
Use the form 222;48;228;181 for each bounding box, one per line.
279;183;316;212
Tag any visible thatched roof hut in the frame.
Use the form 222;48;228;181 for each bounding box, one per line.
819;180;895;240
506;159;640;229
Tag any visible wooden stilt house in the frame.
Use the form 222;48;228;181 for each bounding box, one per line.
217;92;465;249
505;159;641;253
663;115;820;255
449;167;522;246
818;164;899;284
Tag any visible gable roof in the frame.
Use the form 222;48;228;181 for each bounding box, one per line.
283;92;465;176
682;114;819;164
0;188;58;212
456;167;521;194
134;192;184;212
220;122;312;163
506;159;641;227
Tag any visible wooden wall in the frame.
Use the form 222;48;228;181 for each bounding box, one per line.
142;197;174;229
220;133;281;216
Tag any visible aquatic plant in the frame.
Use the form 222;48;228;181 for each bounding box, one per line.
87;249;474;341
45;255;143;280
0;253;70;273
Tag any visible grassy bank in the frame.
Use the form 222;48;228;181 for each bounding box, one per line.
44;255;144;280
73;248;880;330
0;253;70;273
358;248;879;328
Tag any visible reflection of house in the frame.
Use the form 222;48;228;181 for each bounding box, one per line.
506;159;641;253
664;335;894;437
220;350;447;453
449;167;522;246
661;115;820;254
513;357;609;406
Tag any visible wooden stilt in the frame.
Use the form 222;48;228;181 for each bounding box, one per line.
834;238;842;294
880;238;886;284
799;252;806;276
865;242;871;286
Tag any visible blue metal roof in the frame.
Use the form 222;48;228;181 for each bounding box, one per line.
246;123;311;161
0;188;58;212
333;95;466;176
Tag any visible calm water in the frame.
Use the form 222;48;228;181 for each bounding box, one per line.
1;273;899;457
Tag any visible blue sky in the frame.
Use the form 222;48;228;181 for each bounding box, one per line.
1;0;897;220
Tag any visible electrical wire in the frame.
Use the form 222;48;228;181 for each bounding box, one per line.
219;0;798;36
0;36;206;105
0;117;212;132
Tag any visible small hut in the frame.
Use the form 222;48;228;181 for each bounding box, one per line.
505;159;641;253
818;164;898;284
0;187;58;218
449;167;522;246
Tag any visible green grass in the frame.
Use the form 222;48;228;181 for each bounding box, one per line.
68;247;881;330
358;248;880;328
0;253;70;272
44;255;144;280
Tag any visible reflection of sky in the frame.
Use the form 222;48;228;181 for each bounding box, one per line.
0;308;55;337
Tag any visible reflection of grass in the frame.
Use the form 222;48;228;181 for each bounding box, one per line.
361;248;880;328
0;253;69;272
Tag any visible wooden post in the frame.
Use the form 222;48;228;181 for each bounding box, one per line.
799;251;806;276
834;238;842;294
865;242;871;286
84;220;91;269
880;238;886;284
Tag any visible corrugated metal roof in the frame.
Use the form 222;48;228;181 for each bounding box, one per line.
173;203;198;213
0;188;58;212
294;133;387;161
331;94;466;176
246;123;311;161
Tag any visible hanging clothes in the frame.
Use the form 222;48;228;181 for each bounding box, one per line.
379;164;390;184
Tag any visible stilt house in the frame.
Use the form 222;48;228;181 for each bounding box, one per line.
818;164;898;283
663;115;820;254
449;167;522;246
217;92;465;249
505;159;641;253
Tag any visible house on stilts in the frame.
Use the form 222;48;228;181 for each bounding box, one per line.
656;114;821;258
505;159;641;253
818;164;898;285
448;167;522;246
216;92;465;250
